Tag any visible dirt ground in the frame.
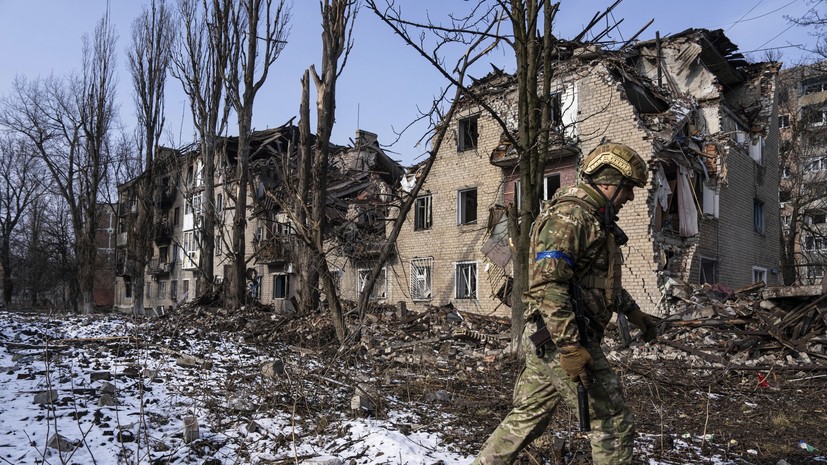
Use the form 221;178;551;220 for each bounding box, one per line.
147;303;827;465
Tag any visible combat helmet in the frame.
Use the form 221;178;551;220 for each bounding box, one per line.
581;143;648;188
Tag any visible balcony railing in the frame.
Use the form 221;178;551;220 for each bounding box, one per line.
254;235;295;264
148;258;173;275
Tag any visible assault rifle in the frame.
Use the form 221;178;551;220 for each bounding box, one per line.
528;282;594;432
570;281;595;432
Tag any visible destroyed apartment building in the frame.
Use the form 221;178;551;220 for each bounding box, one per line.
386;28;781;317
114;125;403;314
777;62;827;285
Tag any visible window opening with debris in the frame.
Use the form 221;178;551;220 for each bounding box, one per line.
700;257;718;285
456;261;478;300
457;188;478;225
654;164;699;236
357;266;387;301
458;115;479;151
414;195;432;230
410;257;434;301
272;274;289;299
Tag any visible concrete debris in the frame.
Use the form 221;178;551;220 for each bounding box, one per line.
183;415;200;444
33;389;57;405
650;278;827;370
47;433;78;451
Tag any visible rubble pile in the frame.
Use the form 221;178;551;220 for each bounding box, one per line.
644;278;827;371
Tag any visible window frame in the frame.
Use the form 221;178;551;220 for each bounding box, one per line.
455;261;478;300
753;199;765;234
414;195;433;231
752;266;768;285
699;257;717;285
357;267;388;301
457;187;478;225
457;115;479;152
272;273;289;300
410;257;434;301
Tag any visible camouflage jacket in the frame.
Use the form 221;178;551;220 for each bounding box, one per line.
524;183;637;347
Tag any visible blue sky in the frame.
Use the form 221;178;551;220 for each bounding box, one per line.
0;0;821;165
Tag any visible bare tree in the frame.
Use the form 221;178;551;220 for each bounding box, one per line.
171;0;232;297
126;0;176;315
286;0;358;342
0;136;45;305
0;14;119;313
213;0;290;310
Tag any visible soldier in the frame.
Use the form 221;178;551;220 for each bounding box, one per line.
472;143;657;465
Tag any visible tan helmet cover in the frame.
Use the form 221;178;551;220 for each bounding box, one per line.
582;143;648;187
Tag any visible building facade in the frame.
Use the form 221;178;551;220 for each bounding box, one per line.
385;28;781;317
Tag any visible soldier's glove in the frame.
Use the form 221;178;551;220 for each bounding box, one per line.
558;344;594;388
627;306;657;342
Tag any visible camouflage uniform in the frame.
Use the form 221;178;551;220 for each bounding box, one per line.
472;183;637;465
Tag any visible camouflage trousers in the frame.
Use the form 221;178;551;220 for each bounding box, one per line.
471;322;634;465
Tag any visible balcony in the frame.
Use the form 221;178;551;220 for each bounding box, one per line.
148;258;172;276
154;222;173;244
341;232;390;260
254;235;295;264
489;134;578;168
158;185;175;210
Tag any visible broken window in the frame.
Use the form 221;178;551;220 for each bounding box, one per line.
456;261;477;299
752;266;767;284
216;233;223;256
358;267;387;301
457;188;478;225
754;199;765;234
124;278;132;299
458;115;479;151
699;257;717;285
780;190;791;203
414;195;433;231
545;174;561;200
157;280;166;299
699;178;719;218
410;257;434;301
216;193;223;212
515;173;561;211
182;280;189;301
803;105;827;126
802;76;827;95
805;156;827;172
749;136;764;165
807;266;825;284
810;212;826;224
782;165;791;178
272;274;289;299
779;114;791;129
171;280;177;301
654;165;698;236
146;282;152;300
174;207;180;225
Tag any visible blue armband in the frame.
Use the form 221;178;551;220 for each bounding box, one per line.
535;250;574;268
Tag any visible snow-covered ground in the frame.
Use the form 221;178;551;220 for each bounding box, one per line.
1;310;824;465
0;311;473;464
